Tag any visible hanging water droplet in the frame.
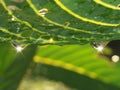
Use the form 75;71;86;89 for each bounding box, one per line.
39;8;48;16
11;42;23;52
93;40;120;63
16;46;23;52
11;42;28;52
103;40;120;62
91;42;108;52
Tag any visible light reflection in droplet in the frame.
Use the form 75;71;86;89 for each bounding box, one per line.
95;46;104;52
11;42;28;53
91;42;106;52
111;55;119;62
16;46;23;52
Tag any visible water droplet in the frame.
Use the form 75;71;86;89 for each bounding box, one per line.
91;42;108;52
11;42;28;52
39;8;48;16
96;40;120;63
16;46;23;52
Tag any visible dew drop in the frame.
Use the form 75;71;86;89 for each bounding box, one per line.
11;42;28;52
91;42;108;52
95;40;120;63
16;46;23;52
39;8;48;16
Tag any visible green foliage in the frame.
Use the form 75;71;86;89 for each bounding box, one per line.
1;0;120;90
0;43;36;90
0;0;120;45
34;45;120;87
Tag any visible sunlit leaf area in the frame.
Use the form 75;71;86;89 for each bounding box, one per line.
1;0;120;90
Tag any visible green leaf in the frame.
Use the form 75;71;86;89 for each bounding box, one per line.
0;43;36;90
56;0;120;24
33;45;120;89
32;64;120;90
0;0;120;45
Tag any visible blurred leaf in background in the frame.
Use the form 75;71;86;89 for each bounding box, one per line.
0;43;36;90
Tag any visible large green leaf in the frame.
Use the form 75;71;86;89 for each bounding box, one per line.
33;44;120;90
31;64;120;90
0;0;120;45
0;43;36;90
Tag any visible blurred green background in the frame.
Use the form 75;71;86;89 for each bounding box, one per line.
1;42;120;90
